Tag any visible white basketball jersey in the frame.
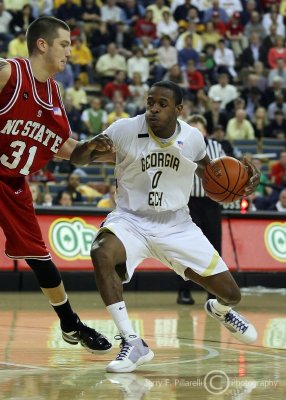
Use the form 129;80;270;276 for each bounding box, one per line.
104;114;206;213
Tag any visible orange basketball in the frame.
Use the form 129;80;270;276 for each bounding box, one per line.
202;156;249;203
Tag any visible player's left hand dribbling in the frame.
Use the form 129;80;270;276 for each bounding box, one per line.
242;156;261;196
87;134;115;152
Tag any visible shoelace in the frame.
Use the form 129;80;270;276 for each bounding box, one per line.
225;312;248;333
115;335;133;360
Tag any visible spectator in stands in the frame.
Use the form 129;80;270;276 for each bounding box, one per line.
63;95;82;139
203;0;229;23
121;0;144;27
9;3;34;35
240;0;257;26
107;101;129;126
29;183;44;206
97;183;116;209
55;62;74;90
134;9;157;43
100;0;124;31
270;150;286;185
262;23;278;65
56;0;81;27
178;34;199;71
186;60;205;95
262;4;285;37
147;0;171;24
241;83;264;121
201;21;222;47
156;10;178;42
55;191;74;207
244;11;266;40
96;42;127;84
176;21;203;52
103;70;131;104
239;32;265;72
65;78;88;111
252;106;269;139
226;109;255;141
128;72;149;114
266;109;286;139
211;125;234;156
213;39;237;80
113;22;134;58
199;44;216;85
70;38;94;84
156;35;178;81
90;22;113;59
220;0;243;17
30;0;53;17
210;10;227;36
250;158;271;198
204;97;228;134
79;0;101;40
268;58;286;88
271;188;286;211
264;76;286;106
255;170;286;210
127;47;150;84
208;73;239;109
0;1;12;51
42;193;53;207
29;166;55;184
173;0;199;23
252;61;268;93
163;64;189;93
267;93;286;121
195;88;210;114
268;35;286;69
225;11;247;57
7;30;28;58
81;98;108;138
63;174;84;203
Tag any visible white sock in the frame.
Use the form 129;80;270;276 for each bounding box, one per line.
106;301;138;340
211;299;231;315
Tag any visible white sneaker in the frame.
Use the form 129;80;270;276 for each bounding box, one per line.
106;335;154;373
204;300;257;344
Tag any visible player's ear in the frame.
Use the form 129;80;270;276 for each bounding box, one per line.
36;38;48;53
176;104;183;116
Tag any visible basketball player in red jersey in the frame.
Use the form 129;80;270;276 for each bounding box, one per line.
0;16;115;353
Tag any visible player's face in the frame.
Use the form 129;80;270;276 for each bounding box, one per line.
145;87;182;136
46;28;71;73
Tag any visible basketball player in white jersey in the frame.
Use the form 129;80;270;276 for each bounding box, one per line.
72;81;260;373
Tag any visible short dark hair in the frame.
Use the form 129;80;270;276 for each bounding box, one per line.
151;80;183;106
26;16;70;55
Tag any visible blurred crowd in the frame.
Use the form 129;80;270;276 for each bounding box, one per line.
1;0;286;211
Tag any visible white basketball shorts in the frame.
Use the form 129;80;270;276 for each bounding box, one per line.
96;207;228;283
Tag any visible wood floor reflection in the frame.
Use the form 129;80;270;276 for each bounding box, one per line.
1;291;286;399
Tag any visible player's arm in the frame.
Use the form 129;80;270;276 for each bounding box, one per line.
195;154;211;179
56;135;115;164
0;59;11;92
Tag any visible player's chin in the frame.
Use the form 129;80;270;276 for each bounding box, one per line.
146;117;162;130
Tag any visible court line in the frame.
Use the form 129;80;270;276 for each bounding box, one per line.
0;362;48;370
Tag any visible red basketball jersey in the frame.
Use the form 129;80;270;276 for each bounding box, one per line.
0;58;71;177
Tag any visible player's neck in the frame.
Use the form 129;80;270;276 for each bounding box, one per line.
29;56;52;82
150;121;178;139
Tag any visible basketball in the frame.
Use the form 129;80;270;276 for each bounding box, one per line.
202;156;249;203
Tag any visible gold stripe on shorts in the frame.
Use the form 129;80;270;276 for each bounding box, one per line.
201;251;220;277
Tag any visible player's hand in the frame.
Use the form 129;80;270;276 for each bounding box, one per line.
87;134;115;152
242;156;261;196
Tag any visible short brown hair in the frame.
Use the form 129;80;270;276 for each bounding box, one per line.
187;114;207;129
26;16;70;55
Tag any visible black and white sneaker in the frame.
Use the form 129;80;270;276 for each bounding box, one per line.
62;315;112;354
204;300;257;344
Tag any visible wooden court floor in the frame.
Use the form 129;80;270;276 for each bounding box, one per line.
1;291;286;400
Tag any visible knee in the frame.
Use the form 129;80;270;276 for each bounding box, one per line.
90;241;114;273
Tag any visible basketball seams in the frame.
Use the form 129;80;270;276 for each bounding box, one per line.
203;156;249;203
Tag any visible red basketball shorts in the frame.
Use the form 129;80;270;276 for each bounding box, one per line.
0;176;51;260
